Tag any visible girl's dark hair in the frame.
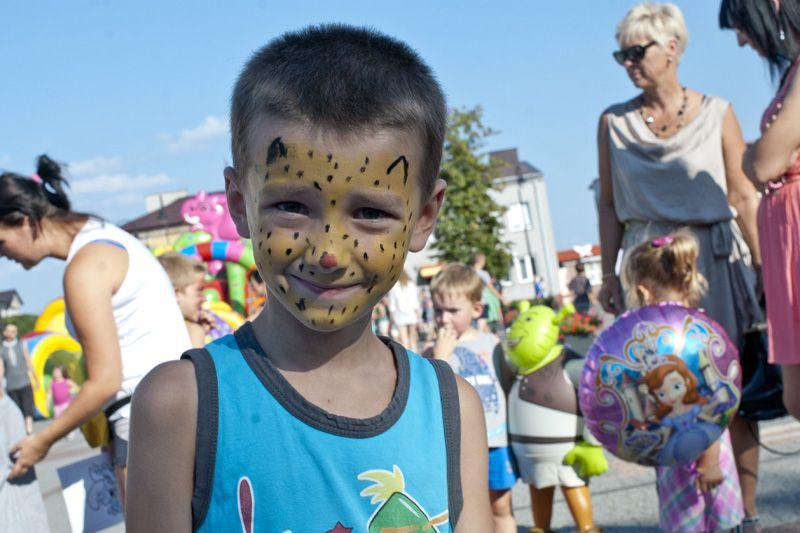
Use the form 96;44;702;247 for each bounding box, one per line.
720;0;800;78
0;155;89;238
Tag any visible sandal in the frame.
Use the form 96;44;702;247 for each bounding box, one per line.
737;515;760;533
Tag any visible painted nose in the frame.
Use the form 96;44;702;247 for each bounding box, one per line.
320;252;338;269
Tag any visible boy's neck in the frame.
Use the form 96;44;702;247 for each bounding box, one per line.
457;327;479;342
252;300;388;372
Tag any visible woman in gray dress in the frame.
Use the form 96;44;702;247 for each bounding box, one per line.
597;3;763;528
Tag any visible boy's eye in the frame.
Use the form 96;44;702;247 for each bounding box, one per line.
354;207;389;220
274;201;309;215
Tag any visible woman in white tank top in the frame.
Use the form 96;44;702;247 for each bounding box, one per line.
0;155;191;504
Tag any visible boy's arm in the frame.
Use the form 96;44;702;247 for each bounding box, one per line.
454;375;493;532
492;338;515;396
126;360;197;533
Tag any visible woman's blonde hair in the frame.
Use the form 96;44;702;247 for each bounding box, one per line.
616;2;689;58
622;228;707;308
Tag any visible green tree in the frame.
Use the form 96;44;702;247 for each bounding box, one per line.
433;107;512;279
3;314;37;336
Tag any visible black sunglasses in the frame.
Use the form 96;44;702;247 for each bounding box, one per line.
613;41;657;65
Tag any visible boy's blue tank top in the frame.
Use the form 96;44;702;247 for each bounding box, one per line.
182;323;462;533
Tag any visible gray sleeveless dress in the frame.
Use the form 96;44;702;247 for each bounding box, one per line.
605;95;761;348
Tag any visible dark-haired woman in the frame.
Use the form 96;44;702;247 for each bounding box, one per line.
720;0;800;427
0;156;191;505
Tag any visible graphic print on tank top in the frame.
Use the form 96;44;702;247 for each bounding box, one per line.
233;465;448;532
452;346;500;416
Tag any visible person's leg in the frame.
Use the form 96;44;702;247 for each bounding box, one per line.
781;364;800;421
19;386;35;434
729;415;760;523
529;485;555;531
561;485;596;532
111;417;130;512
489;489;516;533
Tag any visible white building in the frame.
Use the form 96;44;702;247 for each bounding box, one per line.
407;148;560;302
0;290;23;319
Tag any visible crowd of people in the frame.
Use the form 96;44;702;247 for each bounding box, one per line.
0;1;798;532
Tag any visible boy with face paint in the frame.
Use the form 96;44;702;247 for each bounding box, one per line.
126;25;493;532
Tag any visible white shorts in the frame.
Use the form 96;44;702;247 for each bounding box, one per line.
511;441;587;489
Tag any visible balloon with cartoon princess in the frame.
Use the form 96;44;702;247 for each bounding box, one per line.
579;303;741;467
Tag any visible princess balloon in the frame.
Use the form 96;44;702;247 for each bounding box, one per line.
580;303;741;467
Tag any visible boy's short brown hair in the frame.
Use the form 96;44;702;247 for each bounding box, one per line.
230;24;446;198
430;263;484;304
157;252;206;291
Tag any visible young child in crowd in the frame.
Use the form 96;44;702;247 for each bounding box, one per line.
48;365;77;419
426;263;517;533
0;359;49;532
623;229;744;532
157;252;211;348
127;25;492;532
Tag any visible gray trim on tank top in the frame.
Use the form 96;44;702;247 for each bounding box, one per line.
180;347;218;531
428;357;464;529
234;322;410;438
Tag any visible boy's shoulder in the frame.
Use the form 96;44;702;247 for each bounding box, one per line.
132;360;198;433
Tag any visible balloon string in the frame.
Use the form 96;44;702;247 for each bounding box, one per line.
747;421;800;456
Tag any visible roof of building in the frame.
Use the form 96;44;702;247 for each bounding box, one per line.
557;244;601;264
0;290;22;307
121;190;223;233
489;148;542;178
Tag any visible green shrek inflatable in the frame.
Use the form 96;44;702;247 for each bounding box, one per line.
506;302;608;532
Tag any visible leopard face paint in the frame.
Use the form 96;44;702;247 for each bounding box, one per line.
246;135;420;331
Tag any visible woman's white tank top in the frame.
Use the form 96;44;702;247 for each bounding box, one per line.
65;219;191;405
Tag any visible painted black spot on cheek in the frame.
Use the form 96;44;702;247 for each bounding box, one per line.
353;305;359;313
312;246;317;256
279;285;286;294
324;224;330;233
346;176;352;182
380;243;385;253
296;170;304;178
283;164;290;174
341;307;347;315
330;200;336;207
308;150;314;159
327;175;334;183
310;271;315;276
314;181;322;191
329;319;335;325
363;252;369;261
258;240;262;249
267;248;272;256
327;153;333;163
350;272;355;277
342;234;349;240
402;225;407;232
408;211;414;221
373;180;380;186
285;248;292;255
367;285;375;294
311;319;316;325
296;298;306;311
353;239;359;248
392;253;396;260
299;264;305;272
267;231;272;239
328;305;334;315
293;232;299;240
334;162;339;170
365;156;370;165
264;171;270;180
359;167;366;173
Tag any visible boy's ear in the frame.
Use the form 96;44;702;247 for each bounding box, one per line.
225;166;251;239
409;178;446;253
471;300;484;320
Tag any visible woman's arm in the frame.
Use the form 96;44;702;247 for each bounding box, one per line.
745;71;800;184
722;105;762;268
8;244;126;479
453;375;492;532
597;112;625;315
126;361;196;532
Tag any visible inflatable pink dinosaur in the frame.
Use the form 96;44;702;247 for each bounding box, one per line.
180;191;240;241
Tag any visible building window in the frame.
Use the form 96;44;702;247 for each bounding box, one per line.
515;255;535;283
506;202;532;232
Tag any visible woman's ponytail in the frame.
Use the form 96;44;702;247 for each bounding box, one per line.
36;154;71;211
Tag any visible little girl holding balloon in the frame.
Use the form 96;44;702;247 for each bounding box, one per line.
621;229;744;532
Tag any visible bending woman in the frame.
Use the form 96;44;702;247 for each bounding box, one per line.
0;155;191;505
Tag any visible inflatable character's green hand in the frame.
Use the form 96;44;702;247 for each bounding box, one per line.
563;441;609;478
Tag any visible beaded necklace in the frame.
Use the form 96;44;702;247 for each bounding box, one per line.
637;86;688;138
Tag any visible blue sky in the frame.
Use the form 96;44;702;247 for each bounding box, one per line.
0;1;777;313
